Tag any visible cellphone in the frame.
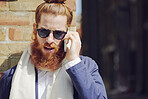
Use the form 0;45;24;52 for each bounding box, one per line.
64;39;67;52
63;39;71;52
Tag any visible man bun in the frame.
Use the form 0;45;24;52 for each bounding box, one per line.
44;0;66;3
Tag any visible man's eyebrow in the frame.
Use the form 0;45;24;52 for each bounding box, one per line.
40;26;47;29
39;26;66;32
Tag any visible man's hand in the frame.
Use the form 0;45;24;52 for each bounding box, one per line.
64;32;81;61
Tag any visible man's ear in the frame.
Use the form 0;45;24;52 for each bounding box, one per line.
32;23;37;40
33;23;37;30
33;23;37;33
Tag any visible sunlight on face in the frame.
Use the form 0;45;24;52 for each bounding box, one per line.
37;13;67;55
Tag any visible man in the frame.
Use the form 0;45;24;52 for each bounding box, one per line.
0;0;107;99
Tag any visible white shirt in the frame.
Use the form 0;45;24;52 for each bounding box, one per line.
38;57;81;99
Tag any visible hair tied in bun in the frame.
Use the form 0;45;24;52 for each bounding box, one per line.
44;0;66;4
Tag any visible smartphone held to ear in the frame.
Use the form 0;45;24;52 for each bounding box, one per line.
64;40;67;52
63;27;73;52
63;39;71;52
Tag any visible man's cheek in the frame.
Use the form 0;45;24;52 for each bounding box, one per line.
37;35;44;44
50;43;59;52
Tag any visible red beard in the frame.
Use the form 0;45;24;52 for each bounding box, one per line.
30;40;65;71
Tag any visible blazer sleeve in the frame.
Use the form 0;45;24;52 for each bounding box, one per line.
66;56;107;99
0;66;16;99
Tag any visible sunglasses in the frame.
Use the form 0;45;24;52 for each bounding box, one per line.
37;28;67;40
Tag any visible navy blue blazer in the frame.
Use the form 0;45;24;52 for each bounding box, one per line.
0;56;107;99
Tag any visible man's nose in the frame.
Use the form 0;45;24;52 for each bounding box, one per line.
46;31;54;42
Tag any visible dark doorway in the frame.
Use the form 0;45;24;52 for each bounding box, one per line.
82;0;148;98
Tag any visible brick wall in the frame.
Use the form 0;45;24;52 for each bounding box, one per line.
0;0;76;72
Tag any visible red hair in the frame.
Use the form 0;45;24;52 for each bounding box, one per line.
32;0;73;41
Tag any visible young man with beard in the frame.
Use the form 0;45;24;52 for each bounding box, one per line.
0;0;107;99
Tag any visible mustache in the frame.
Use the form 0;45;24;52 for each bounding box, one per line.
37;42;59;52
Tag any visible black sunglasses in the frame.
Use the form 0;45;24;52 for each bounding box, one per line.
37;28;67;40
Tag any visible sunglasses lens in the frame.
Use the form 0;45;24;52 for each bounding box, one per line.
53;31;67;40
37;29;67;40
37;29;50;38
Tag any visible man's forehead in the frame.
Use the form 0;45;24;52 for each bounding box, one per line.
40;13;67;24
39;13;67;30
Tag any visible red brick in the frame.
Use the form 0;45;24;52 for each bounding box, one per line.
0;12;30;26
9;1;43;11
9;28;23;41
0;1;6;7
9;0;76;11
0;1;8;11
9;27;33;41
0;18;30;26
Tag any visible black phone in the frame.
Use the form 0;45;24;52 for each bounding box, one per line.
63;39;67;52
63;39;71;52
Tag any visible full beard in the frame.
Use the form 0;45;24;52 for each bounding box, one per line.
30;40;65;71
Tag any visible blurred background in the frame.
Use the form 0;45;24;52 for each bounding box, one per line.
77;0;148;98
0;0;148;99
